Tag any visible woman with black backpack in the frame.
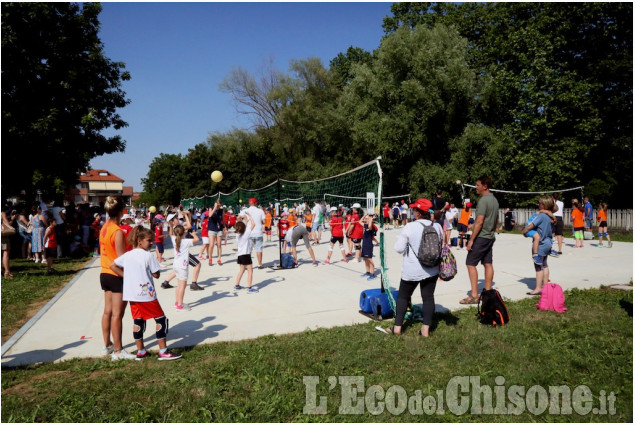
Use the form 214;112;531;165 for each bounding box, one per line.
383;198;443;337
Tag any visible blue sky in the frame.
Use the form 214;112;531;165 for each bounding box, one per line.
92;1;393;191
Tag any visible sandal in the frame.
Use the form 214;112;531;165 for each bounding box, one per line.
417;329;430;338
4;272;14;279
459;295;479;305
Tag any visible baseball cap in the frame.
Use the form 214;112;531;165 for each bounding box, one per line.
121;214;132;220
409;198;433;211
330;206;337;211
466;202;472;208
166;213;177;222
352;203;361;208
249;198;257;205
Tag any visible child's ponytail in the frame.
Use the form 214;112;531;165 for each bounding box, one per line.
173;225;185;251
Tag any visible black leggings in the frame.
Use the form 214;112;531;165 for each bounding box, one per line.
394;275;437;326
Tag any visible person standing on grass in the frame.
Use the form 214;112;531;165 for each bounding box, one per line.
43;217;58;274
384;198;442;337
460;175;499;305
110;226;181;361
596;202;612;248
522;196;557;296
99;196;135;360
234;210;259;293
552;193;565;255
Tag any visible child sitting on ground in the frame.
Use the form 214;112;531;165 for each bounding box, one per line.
110;226;181;360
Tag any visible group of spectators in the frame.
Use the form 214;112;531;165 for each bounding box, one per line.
0;199;154;278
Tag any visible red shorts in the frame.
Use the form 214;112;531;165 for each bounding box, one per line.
130;299;165;320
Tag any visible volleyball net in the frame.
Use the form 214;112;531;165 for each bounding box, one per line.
181;157;400;315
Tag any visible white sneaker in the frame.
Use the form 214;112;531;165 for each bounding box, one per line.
111;349;136;361
101;344;114;356
41;258;47;263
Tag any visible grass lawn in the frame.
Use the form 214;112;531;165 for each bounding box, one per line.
1;286;632;422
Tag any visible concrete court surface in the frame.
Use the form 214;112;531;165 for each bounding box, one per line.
2;227;633;367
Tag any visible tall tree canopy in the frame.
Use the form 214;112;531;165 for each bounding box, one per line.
146;2;631;208
2;2;130;200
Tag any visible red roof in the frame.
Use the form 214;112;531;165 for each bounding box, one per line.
79;169;124;182
122;186;133;196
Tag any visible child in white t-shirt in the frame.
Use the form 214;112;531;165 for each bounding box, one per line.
234;211;257;293
110;226;181;361
171;225;200;311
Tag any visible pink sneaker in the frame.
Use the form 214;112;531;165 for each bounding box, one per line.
343;259;349;263
324;260;330;265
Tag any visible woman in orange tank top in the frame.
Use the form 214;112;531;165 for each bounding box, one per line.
98;196;132;360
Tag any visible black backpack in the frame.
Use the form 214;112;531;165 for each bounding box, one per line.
408;222;441;268
477;289;510;326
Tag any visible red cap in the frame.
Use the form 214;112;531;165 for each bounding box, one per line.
409;198;433;211
249;198;257;205
466;202;472;208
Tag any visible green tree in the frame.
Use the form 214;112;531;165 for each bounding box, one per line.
141;153;185;207
2;2;130;201
340;24;480;195
383;2;633;207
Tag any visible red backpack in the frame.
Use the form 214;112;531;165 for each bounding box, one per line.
537;282;567;313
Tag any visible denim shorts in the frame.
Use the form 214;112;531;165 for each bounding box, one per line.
250;236;264;252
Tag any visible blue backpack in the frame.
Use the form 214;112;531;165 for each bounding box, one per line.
281;253;295;269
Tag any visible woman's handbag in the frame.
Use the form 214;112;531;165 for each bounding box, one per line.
1;223;16;237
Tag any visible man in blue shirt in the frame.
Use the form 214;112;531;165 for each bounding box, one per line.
584;197;593;231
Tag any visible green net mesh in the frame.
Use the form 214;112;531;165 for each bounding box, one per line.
181;157;413;322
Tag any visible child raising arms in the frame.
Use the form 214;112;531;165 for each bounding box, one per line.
235;211;258;293
172;225;200;310
110;226;181;360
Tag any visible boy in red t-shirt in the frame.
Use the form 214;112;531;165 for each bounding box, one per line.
324;207;348;264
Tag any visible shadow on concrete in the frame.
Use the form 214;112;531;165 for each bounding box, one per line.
190;290;238;307
142;316;226;351
518;277;538;291
1;339;88;368
254;276;285;291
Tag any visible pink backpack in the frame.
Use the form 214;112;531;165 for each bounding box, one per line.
537;282;567;313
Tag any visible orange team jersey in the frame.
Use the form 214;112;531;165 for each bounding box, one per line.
288;213;298;228
265;213;272;227
458;208;471;226
305;214;313;228
100;220;123;276
571;209;585;228
597;209;607;222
